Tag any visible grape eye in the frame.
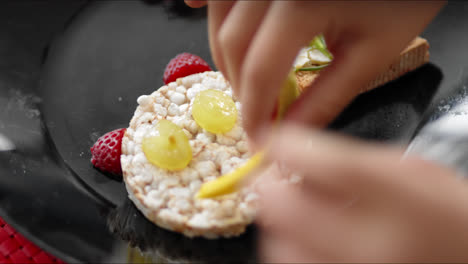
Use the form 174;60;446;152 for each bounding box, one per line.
192;89;237;134
142;120;192;171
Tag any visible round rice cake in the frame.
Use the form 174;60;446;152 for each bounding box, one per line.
121;71;260;238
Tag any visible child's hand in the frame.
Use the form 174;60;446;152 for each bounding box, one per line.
258;125;468;262
186;1;444;144
184;0;206;8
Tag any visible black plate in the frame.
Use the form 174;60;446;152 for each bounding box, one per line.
41;1;210;207
2;1;468;263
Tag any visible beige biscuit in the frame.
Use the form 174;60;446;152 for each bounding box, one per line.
296;37;430;93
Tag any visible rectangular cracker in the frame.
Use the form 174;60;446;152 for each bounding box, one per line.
296;36;430;93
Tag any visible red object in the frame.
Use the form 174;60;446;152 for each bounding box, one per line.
90;128;126;176
163;53;212;84
0;217;64;264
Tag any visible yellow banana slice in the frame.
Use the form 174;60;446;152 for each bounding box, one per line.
196;151;264;199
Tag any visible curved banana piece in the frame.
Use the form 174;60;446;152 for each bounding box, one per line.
196;151;264;199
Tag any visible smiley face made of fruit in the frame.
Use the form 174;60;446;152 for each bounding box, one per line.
89;42;329;238
91;36;330;197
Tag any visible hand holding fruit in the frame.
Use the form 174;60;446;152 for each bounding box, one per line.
186;0;445;145
257;125;468;262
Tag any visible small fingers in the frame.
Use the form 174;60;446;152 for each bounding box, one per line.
238;1;323;142
259;231;322;263
266;124;404;192
257;180;355;260
184;0;207;8
207;1;235;76
260;124;468;262
217;1;271;97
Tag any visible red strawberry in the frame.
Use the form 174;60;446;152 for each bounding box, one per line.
90;128;126;176
163;53;212;84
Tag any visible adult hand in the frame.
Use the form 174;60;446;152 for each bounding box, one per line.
186;1;445;145
258;125;468;262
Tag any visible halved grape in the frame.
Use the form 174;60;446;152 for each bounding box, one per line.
142;120;192;171
192;89;237;133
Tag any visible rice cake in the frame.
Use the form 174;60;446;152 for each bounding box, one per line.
121;71;259;238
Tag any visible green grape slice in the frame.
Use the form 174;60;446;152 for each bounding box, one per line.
192;89;237;134
142;120;192;171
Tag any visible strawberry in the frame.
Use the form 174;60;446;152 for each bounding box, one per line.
90;128;126;176
163;53;212;84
